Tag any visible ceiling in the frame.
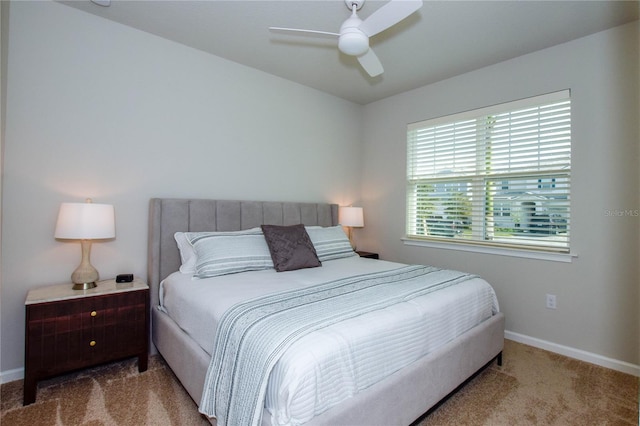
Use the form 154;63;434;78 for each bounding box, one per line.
60;0;639;105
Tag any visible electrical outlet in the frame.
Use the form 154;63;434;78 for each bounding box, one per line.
546;294;557;309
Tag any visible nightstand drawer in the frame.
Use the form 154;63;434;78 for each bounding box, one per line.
27;290;146;325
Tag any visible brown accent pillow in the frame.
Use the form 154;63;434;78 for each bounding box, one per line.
261;224;321;272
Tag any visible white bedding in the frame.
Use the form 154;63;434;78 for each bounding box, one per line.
160;256;499;426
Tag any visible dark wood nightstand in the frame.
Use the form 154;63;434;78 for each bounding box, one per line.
356;251;379;259
23;278;149;405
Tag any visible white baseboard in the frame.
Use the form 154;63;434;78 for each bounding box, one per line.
505;330;640;377
1;367;24;385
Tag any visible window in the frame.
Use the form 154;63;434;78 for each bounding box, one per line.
406;90;571;253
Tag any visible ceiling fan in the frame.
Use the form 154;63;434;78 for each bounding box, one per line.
269;0;423;78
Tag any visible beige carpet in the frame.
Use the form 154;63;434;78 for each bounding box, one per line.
2;340;638;425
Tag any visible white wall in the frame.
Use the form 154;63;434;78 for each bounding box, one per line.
360;21;639;368
0;1;362;375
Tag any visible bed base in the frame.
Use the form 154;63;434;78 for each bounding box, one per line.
410;351;501;426
153;306;504;426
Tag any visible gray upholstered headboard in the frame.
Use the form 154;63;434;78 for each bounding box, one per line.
147;198;339;310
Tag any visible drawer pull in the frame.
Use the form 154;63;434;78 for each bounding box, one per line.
90;311;97;317
89;340;96;347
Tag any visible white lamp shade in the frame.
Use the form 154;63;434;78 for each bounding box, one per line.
339;206;364;227
54;202;115;240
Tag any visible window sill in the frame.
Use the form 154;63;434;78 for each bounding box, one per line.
401;238;577;263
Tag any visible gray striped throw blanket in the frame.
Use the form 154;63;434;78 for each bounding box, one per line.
199;265;476;426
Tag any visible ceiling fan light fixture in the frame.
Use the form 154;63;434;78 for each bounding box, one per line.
338;30;369;56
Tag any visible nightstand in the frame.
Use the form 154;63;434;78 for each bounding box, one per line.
356;251;379;259
24;278;149;405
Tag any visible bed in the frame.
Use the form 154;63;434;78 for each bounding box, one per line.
147;198;504;426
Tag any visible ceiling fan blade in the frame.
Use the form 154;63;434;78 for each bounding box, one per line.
357;49;384;77
359;0;423;37
269;27;340;37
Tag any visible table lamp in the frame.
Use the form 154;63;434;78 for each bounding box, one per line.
339;206;364;249
54;199;115;290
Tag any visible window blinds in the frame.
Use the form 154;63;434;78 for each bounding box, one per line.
406;90;571;252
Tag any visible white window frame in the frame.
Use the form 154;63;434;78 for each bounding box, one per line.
405;90;572;257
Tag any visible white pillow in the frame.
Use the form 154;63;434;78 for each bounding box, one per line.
305;225;357;262
174;232;197;274
185;228;274;278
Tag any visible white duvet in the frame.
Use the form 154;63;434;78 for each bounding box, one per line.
159;257;499;426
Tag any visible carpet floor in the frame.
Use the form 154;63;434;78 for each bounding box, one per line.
1;340;638;425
